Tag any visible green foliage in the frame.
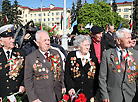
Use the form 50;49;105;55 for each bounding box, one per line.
12;0;22;26
94;0;107;4
112;0;117;12
76;0;82;17
77;2;122;34
71;2;76;25
133;0;138;34
2;0;12;25
34;22;56;37
121;18;129;28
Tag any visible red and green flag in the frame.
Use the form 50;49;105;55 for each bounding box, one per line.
49;25;57;32
4;16;8;24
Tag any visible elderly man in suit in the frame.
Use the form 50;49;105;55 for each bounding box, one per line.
24;30;66;102
99;28;138;102
0;25;26;101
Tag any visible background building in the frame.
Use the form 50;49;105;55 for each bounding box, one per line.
116;1;132;20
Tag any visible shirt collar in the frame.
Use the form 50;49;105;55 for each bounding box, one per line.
92;38;100;44
76;50;90;59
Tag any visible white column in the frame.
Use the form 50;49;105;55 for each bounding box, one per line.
62;0;68;50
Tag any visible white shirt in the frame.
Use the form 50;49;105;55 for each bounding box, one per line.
3;47;12;59
76;50;90;66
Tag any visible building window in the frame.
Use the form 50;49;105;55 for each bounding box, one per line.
34;19;36;22
52;18;54;21
56;18;59;21
118;9;121;12
31;14;32;17
26;19;27;22
44;18;46;21
52;13;54;16
44;13;45;16
124;8;129;12
57;23;59;27
48;13;49;16
52;23;54;26
34;14;36;17
25;14;27;17
39;19;41;22
48;23;50;26
39;13;41;16
48;18;50;21
56;12;59;15
124;15;128;18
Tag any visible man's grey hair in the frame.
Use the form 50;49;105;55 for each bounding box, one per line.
73;35;91;48
35;30;49;41
116;28;131;39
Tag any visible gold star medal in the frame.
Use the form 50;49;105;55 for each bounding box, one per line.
118;69;121;73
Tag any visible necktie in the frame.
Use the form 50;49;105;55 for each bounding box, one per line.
6;51;10;59
45;52;50;62
120;50;125;73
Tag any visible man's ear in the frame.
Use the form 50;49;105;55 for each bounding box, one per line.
116;38;120;45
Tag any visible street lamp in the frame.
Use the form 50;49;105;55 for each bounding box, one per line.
62;0;68;50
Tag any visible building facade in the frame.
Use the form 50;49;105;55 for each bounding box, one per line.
116;1;132;20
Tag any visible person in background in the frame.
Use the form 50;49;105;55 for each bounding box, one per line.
64;35;99;102
99;28;138;102
0;25;27;101
130;33;138;50
90;25;108;64
24;30;66;102
103;24;116;49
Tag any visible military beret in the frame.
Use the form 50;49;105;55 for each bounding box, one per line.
91;25;104;34
0;24;14;37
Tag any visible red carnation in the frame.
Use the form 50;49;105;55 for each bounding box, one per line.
78;93;86;99
82;98;87;102
75;98;81;102
63;94;69;101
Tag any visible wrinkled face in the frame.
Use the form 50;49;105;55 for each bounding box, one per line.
93;32;103;42
36;32;50;52
117;32;131;49
79;40;90;55
1;36;15;50
130;38;136;47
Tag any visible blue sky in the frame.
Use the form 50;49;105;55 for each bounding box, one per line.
9;0;133;9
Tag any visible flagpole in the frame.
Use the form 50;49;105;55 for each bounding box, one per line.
62;0;68;50
131;0;133;32
41;0;42;30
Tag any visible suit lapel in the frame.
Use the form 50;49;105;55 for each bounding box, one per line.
36;50;52;69
110;49;123;78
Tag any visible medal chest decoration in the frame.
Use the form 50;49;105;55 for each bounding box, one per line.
70;57;81;78
87;58;96;79
5;52;24;80
124;50;138;83
111;50;138;83
50;53;61;81
33;60;49;80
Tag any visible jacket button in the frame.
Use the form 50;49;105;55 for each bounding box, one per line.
82;89;83;91
6;80;9;82
7;87;9;89
81;82;84;84
82;75;84;77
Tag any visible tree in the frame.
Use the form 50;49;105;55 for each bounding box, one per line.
77;1;122;34
76;0;82;17
70;2;76;25
12;0;22;26
34;22;56;37
112;0;117;12
133;0;138;34
2;0;12;25
94;0;107;4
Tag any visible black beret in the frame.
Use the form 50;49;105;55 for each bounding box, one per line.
91;25;104;33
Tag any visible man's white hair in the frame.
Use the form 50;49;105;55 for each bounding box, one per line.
116;28;131;39
35;30;49;41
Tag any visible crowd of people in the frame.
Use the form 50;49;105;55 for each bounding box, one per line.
0;24;138;102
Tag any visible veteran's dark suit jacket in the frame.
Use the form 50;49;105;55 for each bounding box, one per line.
99;48;138;102
64;51;99;102
0;47;26;98
103;32;116;49
24;48;65;102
